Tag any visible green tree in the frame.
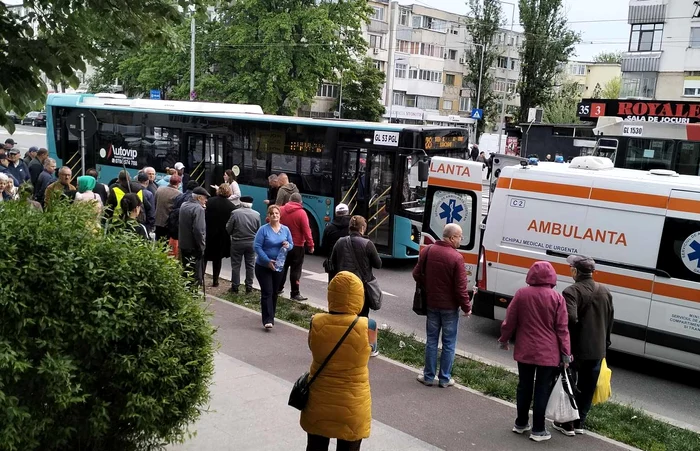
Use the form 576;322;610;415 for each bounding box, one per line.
593;51;622;64
197;0;372;115
601;76;622;99
0;0;204;133
591;83;603;99
517;0;580;123
463;0;502;141
336;58;386;122
542;81;581;124
0;199;215;450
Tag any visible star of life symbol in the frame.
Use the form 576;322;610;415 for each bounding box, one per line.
439;199;464;224
680;231;700;275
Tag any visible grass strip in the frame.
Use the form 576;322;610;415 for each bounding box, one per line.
220;290;700;451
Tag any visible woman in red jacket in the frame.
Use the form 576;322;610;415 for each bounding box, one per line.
498;261;572;443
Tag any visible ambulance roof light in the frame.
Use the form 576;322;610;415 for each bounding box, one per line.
649;169;679;177
568;156;614;171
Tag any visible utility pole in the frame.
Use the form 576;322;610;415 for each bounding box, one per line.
497;1;516;153
189;8;196;101
474;43;485;111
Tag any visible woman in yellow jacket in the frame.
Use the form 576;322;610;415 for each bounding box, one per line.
300;271;371;451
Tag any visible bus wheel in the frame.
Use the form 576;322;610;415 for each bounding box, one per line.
306;211;320;255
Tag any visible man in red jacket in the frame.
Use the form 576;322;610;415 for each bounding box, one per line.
413;223;471;388
279;193;315;301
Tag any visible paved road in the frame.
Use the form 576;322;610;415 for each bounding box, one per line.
6;125;700;431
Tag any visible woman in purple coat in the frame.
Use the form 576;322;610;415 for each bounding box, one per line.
498;261;572;443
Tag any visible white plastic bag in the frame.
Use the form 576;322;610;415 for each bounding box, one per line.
545;369;580;423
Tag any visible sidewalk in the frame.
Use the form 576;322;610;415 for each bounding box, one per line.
170;297;637;451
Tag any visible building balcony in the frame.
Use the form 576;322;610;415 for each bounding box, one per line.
621;53;661;72
628;0;666;25
368;19;389;34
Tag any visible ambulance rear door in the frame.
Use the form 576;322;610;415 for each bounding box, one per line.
648;189;700;370
421;157;484;291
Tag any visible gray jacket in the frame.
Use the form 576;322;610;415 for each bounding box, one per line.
226;203;261;243
179;198;206;254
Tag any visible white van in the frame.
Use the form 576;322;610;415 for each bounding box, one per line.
474;156;700;370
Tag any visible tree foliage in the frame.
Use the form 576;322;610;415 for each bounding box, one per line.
0;199;215;450
517;0;580;123
593;51;622;64
336;58;386;122
0;0;205;133
463;0;502;141
542;81;581;124
601;76;622;99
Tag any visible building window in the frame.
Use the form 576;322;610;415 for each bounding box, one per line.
399;8;409;26
371;6;385;21
459;97;471;112
493;78;516;93
373;60;386;72
316;83;339;98
417;69;442;83
621;72;657;98
395;63;407;79
411;15;447;32
684;87;700;97
629;23;663;52
410;42;421;54
408;68;418;79
397;40;410;53
369;34;382;49
448;49;458;60
393;91;406;106
691;27;700;49
412;14;422;28
443;100;453;110
445;74;456;86
406;95;417;107
497;56;508;69
416;96;439;110
508;36;514;46
569;64;586;76
510;59;517;70
420;43;444;58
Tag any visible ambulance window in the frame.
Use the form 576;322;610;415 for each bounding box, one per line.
425;188;477;250
675;142;700;176
625;138;674;171
656;218;700;283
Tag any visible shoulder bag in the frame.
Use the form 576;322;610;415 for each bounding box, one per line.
288;315;360;411
347;236;382;311
412;245;431;316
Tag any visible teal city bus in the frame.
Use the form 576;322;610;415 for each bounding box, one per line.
45;93;469;258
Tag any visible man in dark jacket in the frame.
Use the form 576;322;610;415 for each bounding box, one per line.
28;148;48;186
275;173;299;206
137;172;156;233
142;167;158;196
470;144;479;162
553;255;614;437
86;168;109;204
34;158;57;207
179;187;209;286
0;150;19;187
6;149;30;185
413;223;471;388
265;174;279;206
322;203;351;257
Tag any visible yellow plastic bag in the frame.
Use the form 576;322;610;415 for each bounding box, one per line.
592;358;612;405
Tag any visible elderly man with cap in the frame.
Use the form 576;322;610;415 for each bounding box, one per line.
4;138;16;150
552;255;614;437
174;162;190;188
6;147;30;185
226;195;261;294
0;149;19;187
23;146;38;166
321;203;351;280
179;186;209;286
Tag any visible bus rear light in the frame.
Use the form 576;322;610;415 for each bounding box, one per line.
477;245;487;290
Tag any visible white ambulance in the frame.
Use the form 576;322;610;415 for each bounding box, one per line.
474;156;700;370
419;157;486;292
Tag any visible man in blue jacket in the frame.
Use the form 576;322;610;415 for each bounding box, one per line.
6;149;30;185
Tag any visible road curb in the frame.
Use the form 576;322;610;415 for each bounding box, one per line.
206;293;643;451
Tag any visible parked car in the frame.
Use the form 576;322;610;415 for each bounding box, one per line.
21;111;46;127
6;112;21;124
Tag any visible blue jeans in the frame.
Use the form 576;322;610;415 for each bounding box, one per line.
424;308;459;385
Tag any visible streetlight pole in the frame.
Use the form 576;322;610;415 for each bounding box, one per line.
497;1;516;153
189;6;196;101
473;43;485;111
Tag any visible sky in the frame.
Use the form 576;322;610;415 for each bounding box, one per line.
398;0;630;61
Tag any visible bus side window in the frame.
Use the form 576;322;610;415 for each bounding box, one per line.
656;217;700;283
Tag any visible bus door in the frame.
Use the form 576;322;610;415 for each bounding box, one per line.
340;146;368;218
184;132;229;187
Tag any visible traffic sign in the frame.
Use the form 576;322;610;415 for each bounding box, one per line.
150;89;161;100
471;108;483;120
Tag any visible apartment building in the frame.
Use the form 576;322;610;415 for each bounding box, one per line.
621;0;700;100
306;1;524;126
565;61;622;96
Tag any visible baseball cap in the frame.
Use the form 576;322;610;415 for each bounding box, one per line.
335;203;349;214
27;146;39;153
193;186;210;197
8;149;20;155
174;162;185;170
567;255;595;273
4;138;16;146
240;196;254;203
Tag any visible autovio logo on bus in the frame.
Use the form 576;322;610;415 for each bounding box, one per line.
99;144;138;168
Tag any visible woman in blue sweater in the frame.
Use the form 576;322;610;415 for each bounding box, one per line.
254;204;293;329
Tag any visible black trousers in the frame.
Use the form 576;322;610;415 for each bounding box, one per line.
516;363;558;433
279;246;305;296
566;358;602;427
208;258;223;284
155;226;169;241
255;264;283;325
306;434;362;451
181;249;204;286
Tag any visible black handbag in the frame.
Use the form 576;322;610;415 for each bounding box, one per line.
288;316;360;411
346;236;383;310
412;245;432;316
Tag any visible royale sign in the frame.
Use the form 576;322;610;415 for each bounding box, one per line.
577;99;700;124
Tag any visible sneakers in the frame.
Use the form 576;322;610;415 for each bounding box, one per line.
264;323;273;330
552;422;576;437
416;374;434;386
512;423;532;434
573;420;585;435
529;430;552;442
370;349;380;357
439;378;456;388
291;294;308;301
245;286;254;294
229;285;239;294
